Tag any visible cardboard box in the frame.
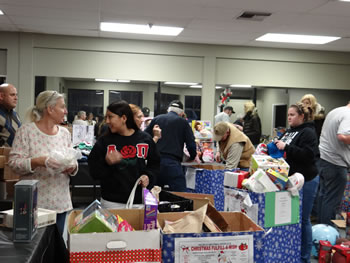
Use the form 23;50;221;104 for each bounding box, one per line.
250;155;290;177
158;211;265;263
68;209;161;263
170;191;215;210
0;208;56;228
0;147;20;180
13;180;39;242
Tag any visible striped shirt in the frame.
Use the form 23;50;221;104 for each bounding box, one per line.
0;105;21;147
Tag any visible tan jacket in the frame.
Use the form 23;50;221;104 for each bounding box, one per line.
219;123;255;168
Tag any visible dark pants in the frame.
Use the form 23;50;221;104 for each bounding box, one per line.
158;157;187;192
301;176;319;263
56;211;67;236
318;159;348;225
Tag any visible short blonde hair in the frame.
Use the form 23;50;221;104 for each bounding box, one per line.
27;90;64;122
244;101;255;113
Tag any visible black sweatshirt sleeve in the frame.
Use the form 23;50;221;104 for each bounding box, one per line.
140;135;160;188
285;128;318;163
88;139;110;181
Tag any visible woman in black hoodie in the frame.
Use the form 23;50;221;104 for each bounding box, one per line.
275;103;319;263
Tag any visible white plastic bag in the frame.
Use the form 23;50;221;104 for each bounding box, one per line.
46;148;82;175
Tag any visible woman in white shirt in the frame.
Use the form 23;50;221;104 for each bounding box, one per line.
9;90;78;235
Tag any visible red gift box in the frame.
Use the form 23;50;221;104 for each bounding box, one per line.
318;240;332;263
332;242;350;263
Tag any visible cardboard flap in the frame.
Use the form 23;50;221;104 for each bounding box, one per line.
220;211;264;232
171;191;215;208
190;164;225;170
206;203;229;232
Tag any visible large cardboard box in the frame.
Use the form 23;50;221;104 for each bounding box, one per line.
68;209;161;263
0;147;20;180
250;155;290;176
224;187;302;263
158;211;265;263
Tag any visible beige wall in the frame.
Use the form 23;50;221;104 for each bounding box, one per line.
1;31;350;134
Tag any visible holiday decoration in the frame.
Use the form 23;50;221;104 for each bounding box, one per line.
219;87;232;107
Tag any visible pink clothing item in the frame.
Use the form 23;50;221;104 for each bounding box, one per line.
8;122;77;213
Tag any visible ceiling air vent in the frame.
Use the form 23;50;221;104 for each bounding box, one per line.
236;11;271;22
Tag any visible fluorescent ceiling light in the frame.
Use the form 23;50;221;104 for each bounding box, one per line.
95;78;130;83
165;81;198;86
216;86;223;89
190;85;202;88
0;10;3;15
256;33;340;44
100;22;183;36
95;78;118;82
230;84;252;88
339;0;350;2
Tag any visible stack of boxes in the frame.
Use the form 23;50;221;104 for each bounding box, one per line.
0;147;19;201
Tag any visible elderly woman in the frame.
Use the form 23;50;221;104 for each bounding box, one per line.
8;90;78;235
73;110;87;125
213;121;255;169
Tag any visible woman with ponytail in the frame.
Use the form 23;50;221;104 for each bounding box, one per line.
275;103;319;263
8;90;77;235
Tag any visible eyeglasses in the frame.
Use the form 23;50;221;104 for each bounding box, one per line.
46;91;57;107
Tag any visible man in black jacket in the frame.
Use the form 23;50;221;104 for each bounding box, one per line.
145;100;196;191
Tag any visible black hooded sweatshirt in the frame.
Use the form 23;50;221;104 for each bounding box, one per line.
88;130;160;204
278;122;319;182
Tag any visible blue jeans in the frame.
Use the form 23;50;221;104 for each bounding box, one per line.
318;159;348;225
159;157;187;192
301;176;319;263
56;211;67;236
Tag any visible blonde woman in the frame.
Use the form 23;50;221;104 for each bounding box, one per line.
242;101;261;145
300;94;325;139
8;90;78;235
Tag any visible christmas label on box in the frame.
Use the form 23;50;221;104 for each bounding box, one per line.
174;235;254;263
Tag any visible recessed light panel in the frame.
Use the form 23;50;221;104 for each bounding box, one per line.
256;33;340;44
100;22;183;36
